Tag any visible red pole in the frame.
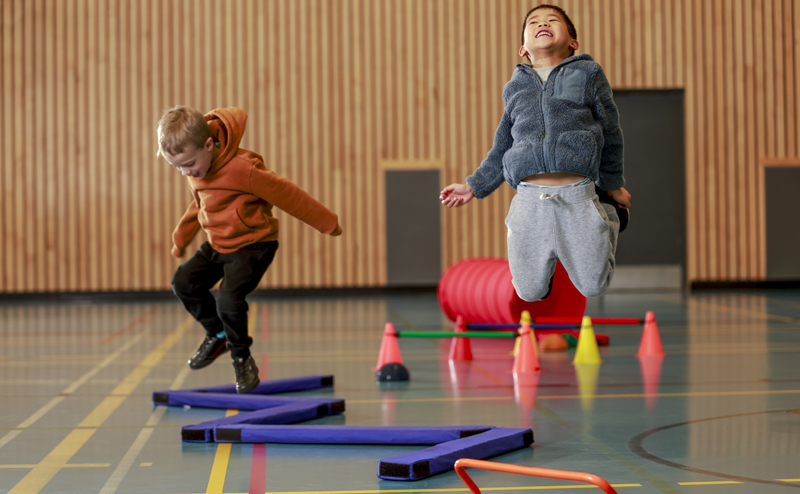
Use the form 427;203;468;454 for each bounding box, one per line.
535;316;641;325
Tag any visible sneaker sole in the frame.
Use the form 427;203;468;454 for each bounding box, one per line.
236;377;261;394
188;346;230;370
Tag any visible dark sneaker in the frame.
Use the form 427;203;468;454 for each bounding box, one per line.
595;186;629;233
188;335;229;370
232;356;260;394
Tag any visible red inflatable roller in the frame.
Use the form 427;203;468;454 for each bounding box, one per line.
438;258;586;324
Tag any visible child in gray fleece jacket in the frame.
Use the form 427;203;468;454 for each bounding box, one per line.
441;4;631;301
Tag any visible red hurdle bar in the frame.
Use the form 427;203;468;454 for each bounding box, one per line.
454;458;618;494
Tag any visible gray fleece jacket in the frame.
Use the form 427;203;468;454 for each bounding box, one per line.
466;54;624;198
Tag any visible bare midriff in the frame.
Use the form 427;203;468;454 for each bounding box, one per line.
521;172;586;186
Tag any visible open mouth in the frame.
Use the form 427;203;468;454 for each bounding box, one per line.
536;30;553;38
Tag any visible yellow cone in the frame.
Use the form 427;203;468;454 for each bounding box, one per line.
573;316;602;364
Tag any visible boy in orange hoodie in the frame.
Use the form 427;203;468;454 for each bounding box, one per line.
157;106;342;393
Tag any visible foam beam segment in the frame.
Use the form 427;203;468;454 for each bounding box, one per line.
153;375;333;399
154;391;341;411
378;427;534;481
182;399;346;442
213;425;495;444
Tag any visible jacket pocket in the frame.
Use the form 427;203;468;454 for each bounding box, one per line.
235;208;258;229
502;142;529;170
555;131;598;172
555;68;585;104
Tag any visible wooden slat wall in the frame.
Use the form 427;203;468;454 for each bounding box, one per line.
1;0;798;292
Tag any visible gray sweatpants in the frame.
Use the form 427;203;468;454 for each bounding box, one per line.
505;181;620;301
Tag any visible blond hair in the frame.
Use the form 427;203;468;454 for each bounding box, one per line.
156;106;212;158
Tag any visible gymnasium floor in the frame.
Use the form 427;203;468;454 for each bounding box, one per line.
1;290;800;494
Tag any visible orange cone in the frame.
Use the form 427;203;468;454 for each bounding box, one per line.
637;311;665;357
449;315;473;361
374;322;404;371
512;312;541;374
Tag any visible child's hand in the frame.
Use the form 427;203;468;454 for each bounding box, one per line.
171;245;185;258
330;223;343;236
440;183;474;208
608;187;631;208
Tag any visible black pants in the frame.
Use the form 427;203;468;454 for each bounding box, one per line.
172;241;279;358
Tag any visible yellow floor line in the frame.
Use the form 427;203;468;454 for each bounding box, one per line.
176;485;645;494
98;367;192;494
677;481;742;485
346;388;800;404
0;333;145;452
204;305;256;494
777;479;800;482
651;294;800;324
205;409;238;494
7;315;195;494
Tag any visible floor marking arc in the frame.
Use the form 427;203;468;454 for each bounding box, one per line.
628;409;800;489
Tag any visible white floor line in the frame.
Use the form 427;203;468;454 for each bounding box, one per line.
98;366;192;494
0;333;146;451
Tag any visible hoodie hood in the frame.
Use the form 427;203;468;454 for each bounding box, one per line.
205;107;248;174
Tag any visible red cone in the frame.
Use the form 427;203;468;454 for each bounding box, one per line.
637;311;665;357
374;322;404;371
638;355;664;410
449;315;473;361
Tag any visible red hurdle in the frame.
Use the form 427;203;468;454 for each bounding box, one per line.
454;458;618;494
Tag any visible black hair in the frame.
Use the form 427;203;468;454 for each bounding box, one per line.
521;4;578;58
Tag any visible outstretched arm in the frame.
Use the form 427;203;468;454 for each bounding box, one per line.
250;166;341;236
465;110;513;199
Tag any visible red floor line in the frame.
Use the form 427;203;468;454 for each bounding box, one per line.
261;304;270;340
260;354;269;381
249;443;267;494
100;307;158;345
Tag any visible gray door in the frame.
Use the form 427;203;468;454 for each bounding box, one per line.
612;90;686;289
385;170;442;286
766;167;800;279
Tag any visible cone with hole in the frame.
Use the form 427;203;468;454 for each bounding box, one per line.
448;315;473;361
637;311;665;357
512;311;541;374
573;316;602;364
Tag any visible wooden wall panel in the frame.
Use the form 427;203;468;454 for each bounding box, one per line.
0;0;798;292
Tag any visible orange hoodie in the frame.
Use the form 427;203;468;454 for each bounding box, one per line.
172;108;340;256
